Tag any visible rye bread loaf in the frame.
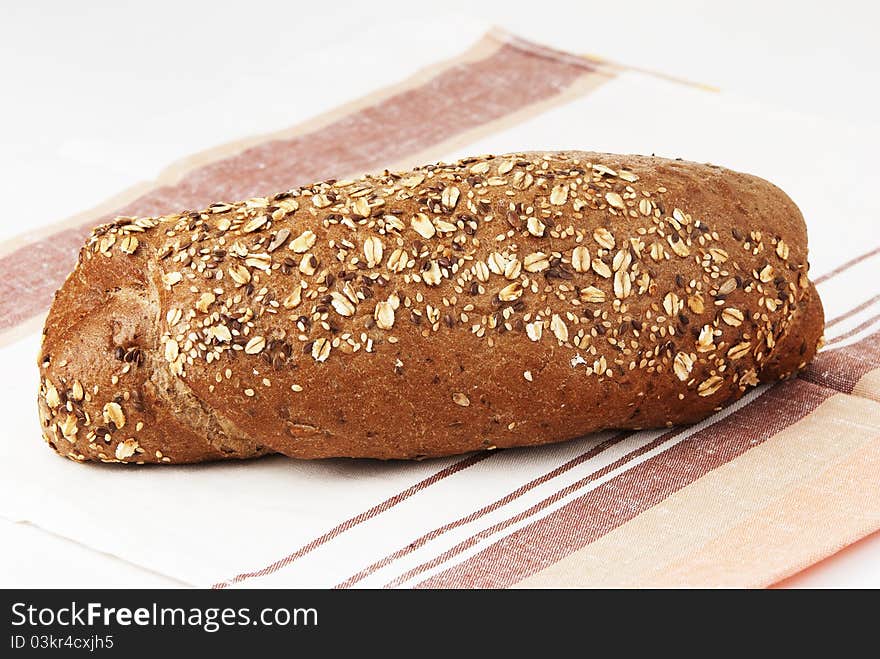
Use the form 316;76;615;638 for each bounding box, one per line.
37;151;824;464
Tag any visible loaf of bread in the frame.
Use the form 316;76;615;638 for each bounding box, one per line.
37;151;824;464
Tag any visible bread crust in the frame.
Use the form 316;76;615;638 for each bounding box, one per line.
37;151;823;463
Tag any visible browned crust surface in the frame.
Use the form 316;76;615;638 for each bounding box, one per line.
37;151;823;463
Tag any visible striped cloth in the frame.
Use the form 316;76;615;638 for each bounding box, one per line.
1;29;878;588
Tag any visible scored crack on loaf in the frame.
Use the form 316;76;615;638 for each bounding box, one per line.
37;151;824;464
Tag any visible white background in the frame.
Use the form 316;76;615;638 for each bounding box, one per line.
1;0;878;587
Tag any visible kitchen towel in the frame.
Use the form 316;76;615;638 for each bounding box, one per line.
1;27;878;587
